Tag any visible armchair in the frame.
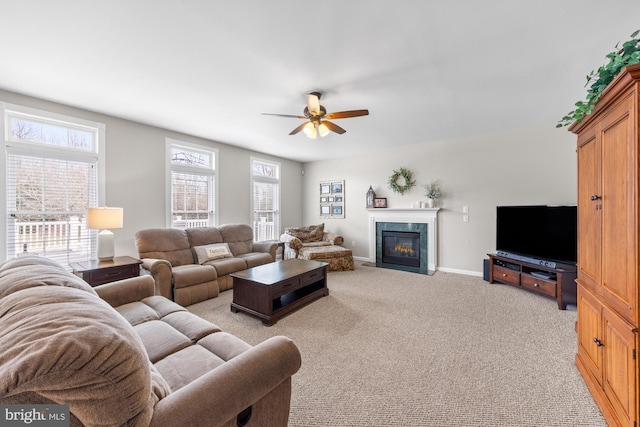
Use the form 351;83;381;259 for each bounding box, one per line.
280;223;353;271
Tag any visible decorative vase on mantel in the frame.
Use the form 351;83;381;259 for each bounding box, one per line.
423;180;441;209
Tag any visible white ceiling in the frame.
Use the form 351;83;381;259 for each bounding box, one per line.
1;1;639;162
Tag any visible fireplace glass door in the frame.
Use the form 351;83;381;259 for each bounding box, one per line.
382;231;421;267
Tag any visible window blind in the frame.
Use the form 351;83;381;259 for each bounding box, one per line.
6;152;97;265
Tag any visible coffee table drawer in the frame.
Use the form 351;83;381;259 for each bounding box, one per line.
272;277;302;297
301;268;324;286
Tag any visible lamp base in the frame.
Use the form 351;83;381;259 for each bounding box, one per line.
96;229;115;261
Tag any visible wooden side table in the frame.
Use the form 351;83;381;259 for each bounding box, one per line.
70;256;142;287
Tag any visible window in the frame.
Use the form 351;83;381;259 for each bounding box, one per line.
251;158;280;241
2;103;105;264
167;139;217;228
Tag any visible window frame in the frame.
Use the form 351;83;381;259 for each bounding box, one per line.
166;138;218;228
250;156;280;242
1;102;106;263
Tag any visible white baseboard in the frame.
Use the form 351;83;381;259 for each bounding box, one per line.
354;256;484;278
436;266;483;277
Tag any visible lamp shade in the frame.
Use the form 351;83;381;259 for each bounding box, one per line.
87;207;123;230
87;207;123;261
318;122;330;137
303;122;317;139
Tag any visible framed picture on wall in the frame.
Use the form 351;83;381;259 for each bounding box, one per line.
320;179;345;218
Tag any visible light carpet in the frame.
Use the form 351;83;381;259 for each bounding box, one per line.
188;262;606;426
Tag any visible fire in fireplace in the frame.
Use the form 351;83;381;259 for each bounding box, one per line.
382;231;420;267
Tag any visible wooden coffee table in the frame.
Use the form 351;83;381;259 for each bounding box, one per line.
230;258;329;326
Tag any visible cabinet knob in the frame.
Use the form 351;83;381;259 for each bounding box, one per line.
593;337;604;347
502;273;507;277
533;283;539;287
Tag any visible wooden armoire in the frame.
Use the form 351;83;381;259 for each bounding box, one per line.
570;63;640;427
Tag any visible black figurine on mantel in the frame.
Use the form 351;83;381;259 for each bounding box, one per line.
366;186;376;208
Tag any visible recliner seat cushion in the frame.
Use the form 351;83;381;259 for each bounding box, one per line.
203;257;248;276
236;252;275;268
171;264;217;289
153;331;252;392
155;345;226;391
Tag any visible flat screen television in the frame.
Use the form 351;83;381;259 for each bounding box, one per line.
496;205;577;265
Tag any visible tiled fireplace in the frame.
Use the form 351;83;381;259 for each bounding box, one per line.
368;208;439;274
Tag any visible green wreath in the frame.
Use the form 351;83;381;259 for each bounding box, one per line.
387;167;416;195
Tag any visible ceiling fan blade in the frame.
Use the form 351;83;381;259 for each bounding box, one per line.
322;120;347;134
289;122;309;135
262;113;306;119
324;109;369;120
307;93;321;116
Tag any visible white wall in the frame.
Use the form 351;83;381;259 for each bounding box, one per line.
301;126;577;275
2;88;577;274
0;89;304;259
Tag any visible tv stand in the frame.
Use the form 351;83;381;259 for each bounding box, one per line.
488;254;577;310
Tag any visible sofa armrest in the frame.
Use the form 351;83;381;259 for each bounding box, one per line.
323;232;344;246
280;234;302;259
252;241;278;261
140;258;173;299
94;275;156;307
280;233;302;250
149;335;301;427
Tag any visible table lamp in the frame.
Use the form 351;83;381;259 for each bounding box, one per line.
87;206;123;261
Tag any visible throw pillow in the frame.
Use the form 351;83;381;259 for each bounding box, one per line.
286;223;324;242
194;243;232;264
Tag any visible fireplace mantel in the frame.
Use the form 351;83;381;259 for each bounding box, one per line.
367;208;439;272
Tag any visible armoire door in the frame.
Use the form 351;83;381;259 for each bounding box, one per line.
577;284;603;384
602;305;637;427
576;128;600;291
599;95;637;324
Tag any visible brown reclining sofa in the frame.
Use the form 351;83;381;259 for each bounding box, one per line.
0;255;301;427
136;223;277;306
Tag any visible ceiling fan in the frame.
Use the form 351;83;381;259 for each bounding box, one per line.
262;92;369;139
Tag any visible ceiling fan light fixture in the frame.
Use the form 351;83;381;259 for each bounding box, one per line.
262;91;368;137
307;93;321;116
318;122;330;137
303;122;317;139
